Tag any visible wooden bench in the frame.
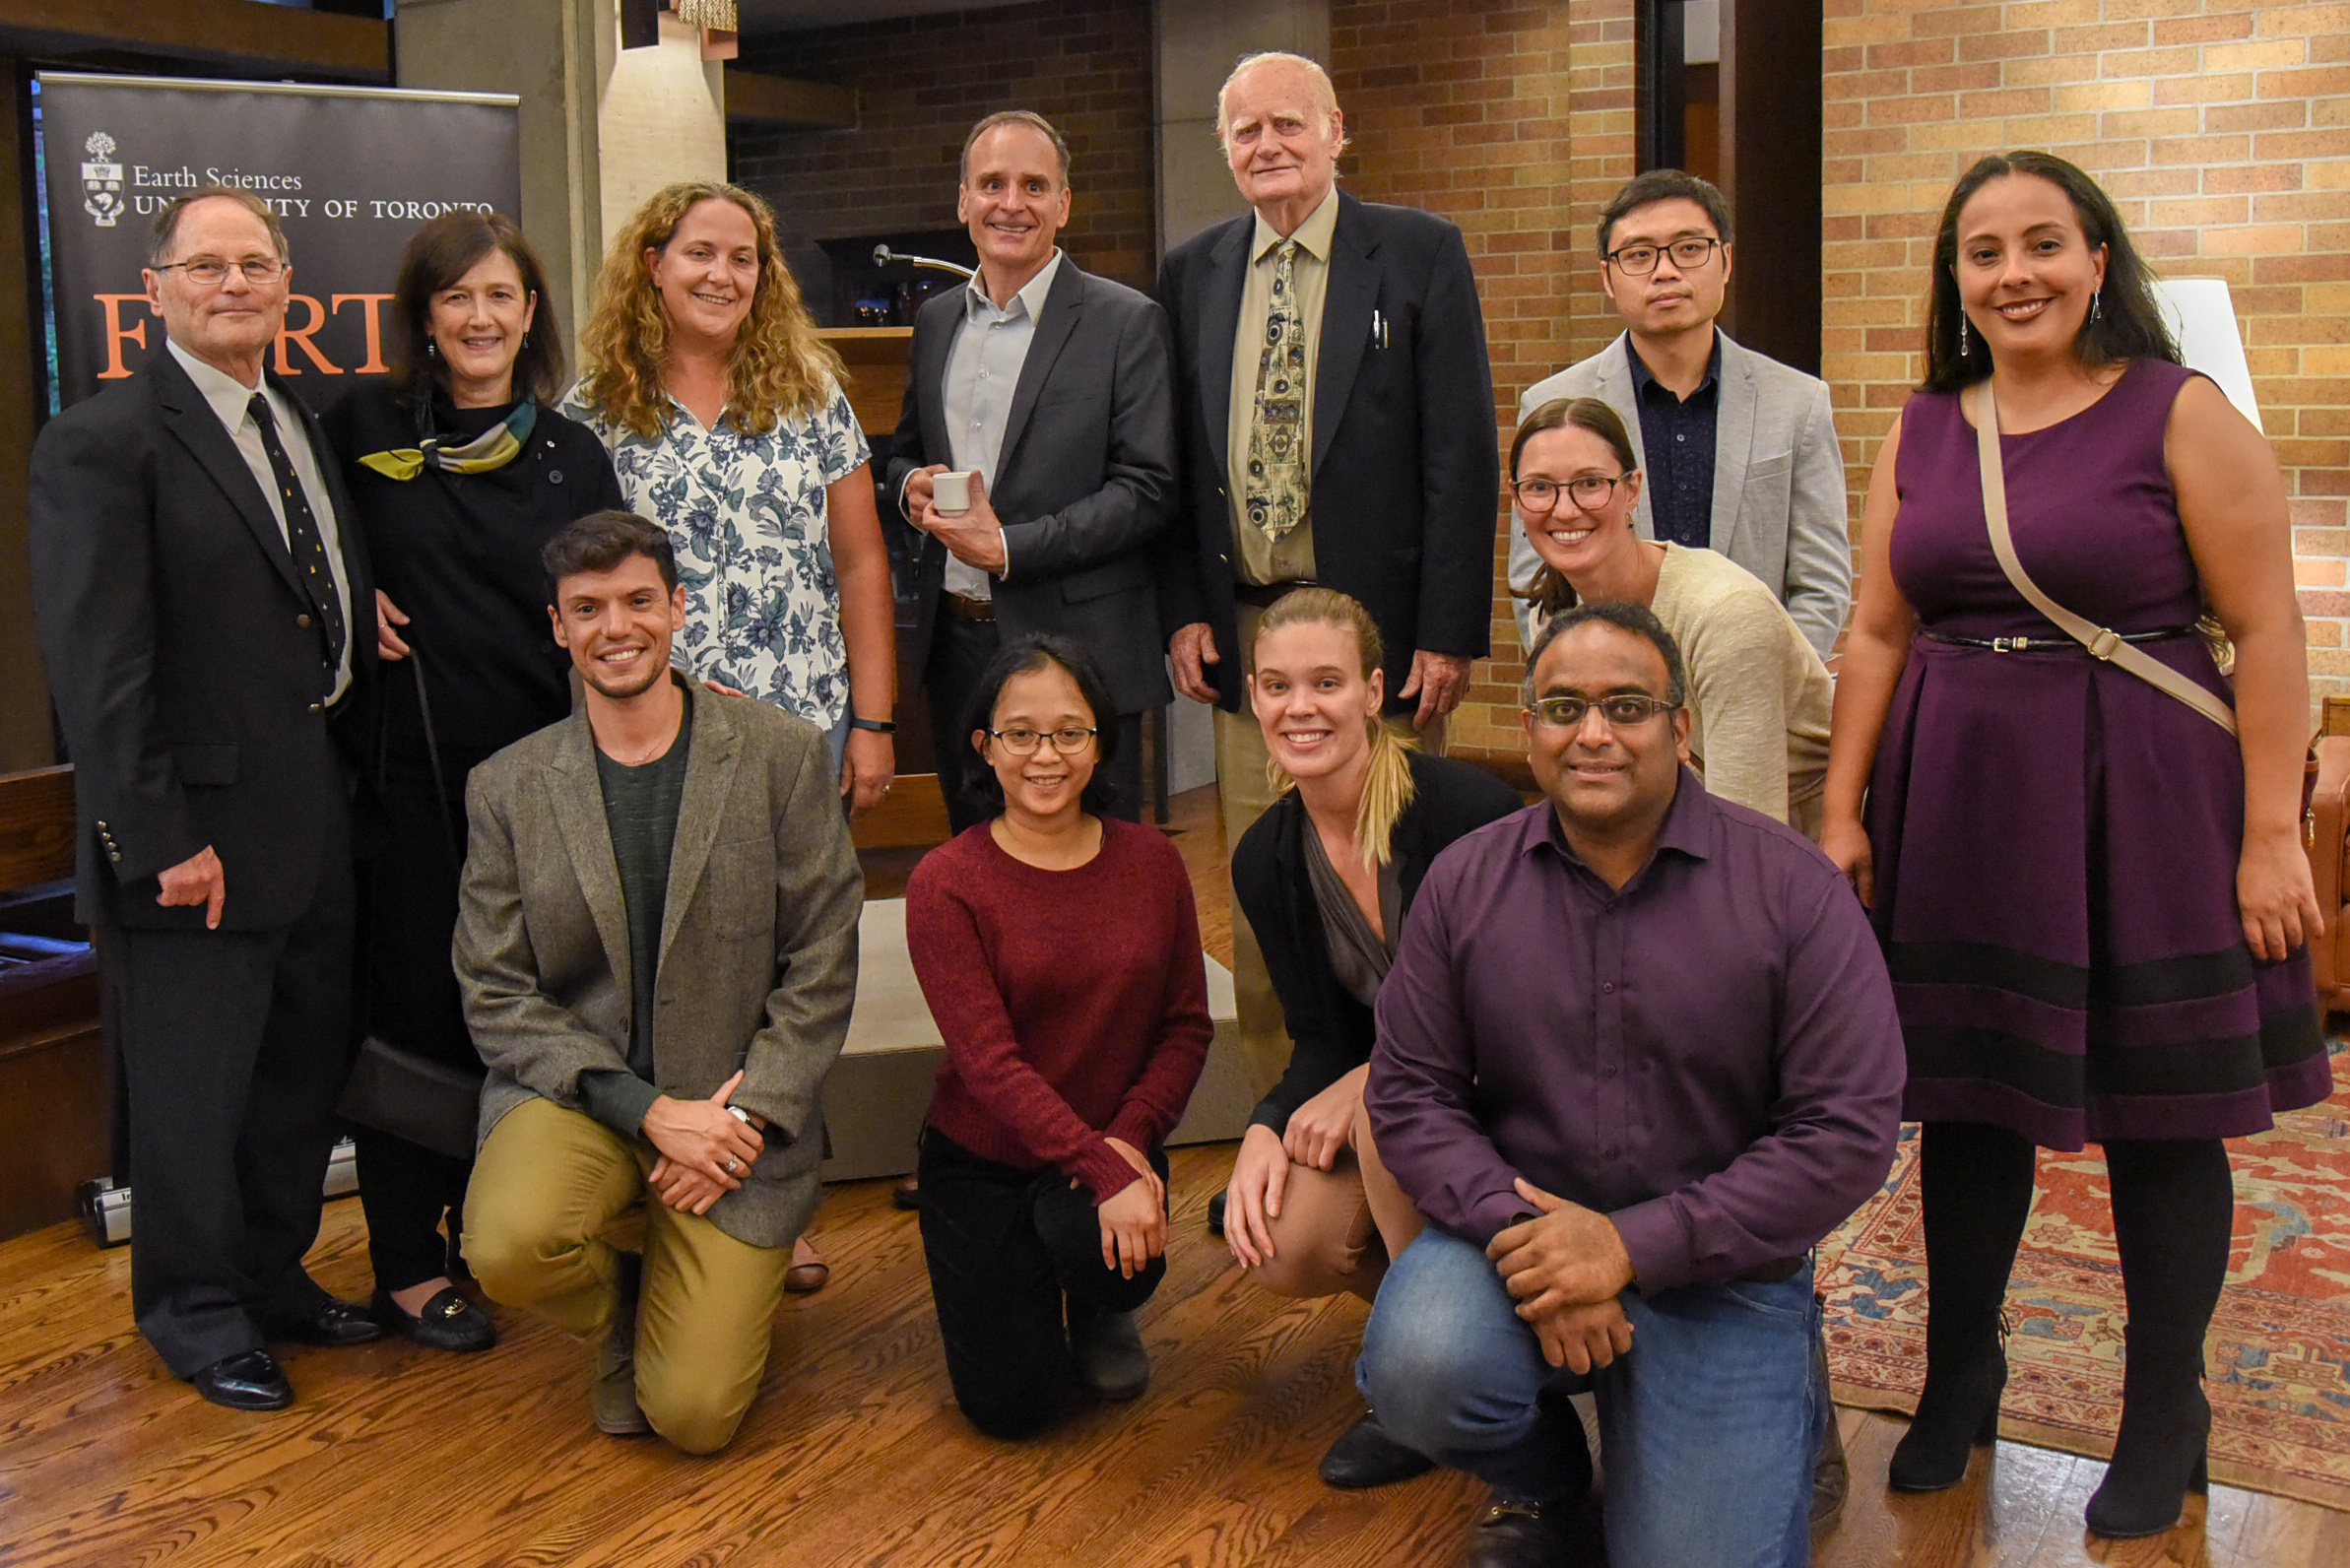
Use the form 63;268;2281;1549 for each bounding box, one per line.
0;766;107;1242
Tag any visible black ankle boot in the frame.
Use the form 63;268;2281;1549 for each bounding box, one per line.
2085;1377;2210;1537
1887;1335;2005;1492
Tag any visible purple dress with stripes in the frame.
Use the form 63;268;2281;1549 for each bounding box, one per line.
1864;358;2329;1149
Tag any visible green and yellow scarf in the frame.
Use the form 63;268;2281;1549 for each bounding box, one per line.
358;401;538;482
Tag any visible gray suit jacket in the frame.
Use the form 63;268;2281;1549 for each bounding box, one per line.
454;686;862;1249
884;256;1178;716
1509;330;1851;656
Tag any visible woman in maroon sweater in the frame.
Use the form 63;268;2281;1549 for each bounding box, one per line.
906;635;1212;1439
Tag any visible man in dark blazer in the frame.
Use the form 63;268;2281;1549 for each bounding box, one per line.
886;109;1177;832
1154;52;1498;1207
456;511;861;1454
28;187;379;1410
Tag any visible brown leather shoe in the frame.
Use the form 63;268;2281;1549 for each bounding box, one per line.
785;1234;829;1294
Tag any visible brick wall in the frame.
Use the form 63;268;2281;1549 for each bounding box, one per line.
730;0;1154;292
1820;0;2350;702
1330;1;1637;755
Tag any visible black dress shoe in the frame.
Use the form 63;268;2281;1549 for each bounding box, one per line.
192;1349;294;1411
265;1297;385;1347
1321;1410;1436;1489
372;1284;497;1353
1461;1496;1579;1568
892;1173;921;1211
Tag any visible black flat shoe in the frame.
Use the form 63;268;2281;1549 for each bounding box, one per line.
264;1297;385;1347
1207;1191;1226;1237
192;1348;293;1411
1320;1410;1435;1489
373;1284;497;1353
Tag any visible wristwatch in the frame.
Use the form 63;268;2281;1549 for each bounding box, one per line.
726;1105;751;1124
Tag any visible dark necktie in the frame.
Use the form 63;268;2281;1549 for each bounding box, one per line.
246;393;347;676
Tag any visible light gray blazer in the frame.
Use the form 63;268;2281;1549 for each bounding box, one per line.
1509;330;1852;657
455;686;862;1249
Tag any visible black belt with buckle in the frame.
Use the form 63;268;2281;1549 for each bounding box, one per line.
1922;624;2196;654
1233;579;1314;610
942;591;997;623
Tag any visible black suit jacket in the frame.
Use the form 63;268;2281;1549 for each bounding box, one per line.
884;257;1179;716
1156;190;1500;712
29;347;376;930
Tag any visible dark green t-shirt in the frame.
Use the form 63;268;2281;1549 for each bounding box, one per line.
578;686;691;1135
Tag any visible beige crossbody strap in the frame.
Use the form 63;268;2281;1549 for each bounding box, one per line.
1973;378;2237;736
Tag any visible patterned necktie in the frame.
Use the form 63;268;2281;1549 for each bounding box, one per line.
1245;238;1309;543
247;393;348;675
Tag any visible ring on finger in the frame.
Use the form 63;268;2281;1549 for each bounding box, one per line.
724;1155;742;1174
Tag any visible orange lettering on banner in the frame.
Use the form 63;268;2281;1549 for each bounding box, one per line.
331;294;394;375
274;294;341;376
96;294;151;379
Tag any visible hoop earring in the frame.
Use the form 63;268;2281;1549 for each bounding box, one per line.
1958;312;1970;358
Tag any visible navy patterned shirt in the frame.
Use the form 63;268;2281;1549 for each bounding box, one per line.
1628;332;1723;551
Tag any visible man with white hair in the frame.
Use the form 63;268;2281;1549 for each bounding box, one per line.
1155;58;1499;1364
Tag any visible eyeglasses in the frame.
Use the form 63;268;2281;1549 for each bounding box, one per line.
152;256;288;287
1604;237;1724;276
1513;475;1625;511
987;725;1098;755
1526;693;1676;730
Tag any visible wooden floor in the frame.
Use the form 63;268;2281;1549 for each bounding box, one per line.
2;786;2344;1566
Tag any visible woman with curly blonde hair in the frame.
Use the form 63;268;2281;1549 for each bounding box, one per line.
565;180;896;826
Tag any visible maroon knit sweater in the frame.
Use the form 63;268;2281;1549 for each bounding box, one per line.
907;817;1214;1204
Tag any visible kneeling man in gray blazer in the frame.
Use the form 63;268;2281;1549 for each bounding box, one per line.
457;510;861;1454
1509;170;1851;658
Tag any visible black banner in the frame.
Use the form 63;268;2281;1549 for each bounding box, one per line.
36;73;521;414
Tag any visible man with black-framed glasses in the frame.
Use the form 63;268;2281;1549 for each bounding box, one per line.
1508;170;1851;659
1357;603;1903;1568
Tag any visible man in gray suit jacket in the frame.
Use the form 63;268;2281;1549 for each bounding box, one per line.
456;511;861;1455
886;109;1176;831
1509;170;1851;657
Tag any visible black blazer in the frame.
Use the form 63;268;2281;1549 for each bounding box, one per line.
1155;190;1500;712
29;348;376;930
884;256;1179;716
1231;750;1522;1131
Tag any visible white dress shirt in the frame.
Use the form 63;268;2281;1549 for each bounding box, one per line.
935;249;1063;601
167;337;355;701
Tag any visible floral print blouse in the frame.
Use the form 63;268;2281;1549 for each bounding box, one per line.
562;375;871;728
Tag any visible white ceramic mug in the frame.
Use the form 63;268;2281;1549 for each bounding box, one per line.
932;470;973;515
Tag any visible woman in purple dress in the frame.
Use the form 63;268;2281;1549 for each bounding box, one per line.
1822;152;2327;1540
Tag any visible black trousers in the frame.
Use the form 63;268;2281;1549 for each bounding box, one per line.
101;803;356;1378
352;761;483;1291
925;613;1145;835
916;1129;1166;1439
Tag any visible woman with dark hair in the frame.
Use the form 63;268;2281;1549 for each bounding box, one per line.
1221;587;1520;1488
904;635;1212;1439
1513;396;1832;833
323;209;626;1351
1823;151;2327;1538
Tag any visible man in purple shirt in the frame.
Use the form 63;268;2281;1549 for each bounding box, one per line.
1359;603;1904;1568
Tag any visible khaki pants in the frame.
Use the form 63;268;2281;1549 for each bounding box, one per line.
1215;598;1446;1101
1244;1079;1424;1303
462;1098;791;1455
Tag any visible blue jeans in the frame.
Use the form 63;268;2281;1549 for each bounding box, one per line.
1360;1227;1821;1568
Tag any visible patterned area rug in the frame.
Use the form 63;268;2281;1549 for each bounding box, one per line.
1821;1046;2350;1512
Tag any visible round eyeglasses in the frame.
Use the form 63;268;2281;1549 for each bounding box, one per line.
1513;475;1625;512
1603;237;1724;276
986;725;1098;755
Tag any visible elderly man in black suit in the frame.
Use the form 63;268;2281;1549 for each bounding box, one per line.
1156;51;1499;1108
886;108;1178;833
29;186;379;1410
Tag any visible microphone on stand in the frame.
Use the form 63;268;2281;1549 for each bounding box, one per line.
872;243;976;281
